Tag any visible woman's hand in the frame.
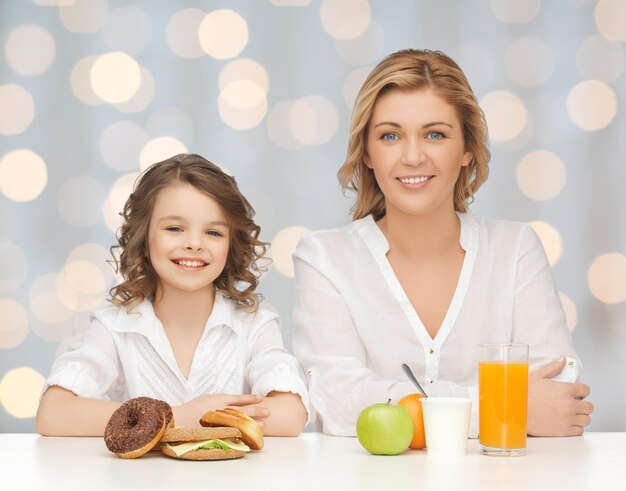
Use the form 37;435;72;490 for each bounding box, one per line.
172;394;268;428
527;357;594;436
248;391;307;436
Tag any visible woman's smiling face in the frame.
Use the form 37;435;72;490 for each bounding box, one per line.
365;88;472;218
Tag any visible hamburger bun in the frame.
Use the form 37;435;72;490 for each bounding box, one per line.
199;408;264;450
161;426;241;443
161;444;245;461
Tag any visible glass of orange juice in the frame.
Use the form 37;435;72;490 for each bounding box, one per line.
479;343;529;456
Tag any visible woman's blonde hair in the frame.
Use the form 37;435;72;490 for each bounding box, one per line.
109;154;268;312
338;48;490;220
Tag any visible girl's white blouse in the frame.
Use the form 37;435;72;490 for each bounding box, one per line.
44;292;309;415
292;213;579;437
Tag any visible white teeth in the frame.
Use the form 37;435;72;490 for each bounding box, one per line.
399;176;430;184
176;260;206;267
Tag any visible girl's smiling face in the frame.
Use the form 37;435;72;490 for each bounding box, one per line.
365;88;473;218
147;183;230;300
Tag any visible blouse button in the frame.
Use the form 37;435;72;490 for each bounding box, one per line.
307;370;313;377
428;348;434;355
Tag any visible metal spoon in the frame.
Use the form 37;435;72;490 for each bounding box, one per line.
401;363;429;398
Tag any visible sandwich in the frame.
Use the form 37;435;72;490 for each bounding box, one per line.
160;426;251;460
200;408;264;450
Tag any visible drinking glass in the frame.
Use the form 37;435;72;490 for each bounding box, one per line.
479;343;529;456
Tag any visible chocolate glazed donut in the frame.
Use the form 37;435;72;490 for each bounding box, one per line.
154;399;174;429
104;397;173;459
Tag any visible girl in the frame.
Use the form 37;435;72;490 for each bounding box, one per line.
37;153;308;436
292;49;593;438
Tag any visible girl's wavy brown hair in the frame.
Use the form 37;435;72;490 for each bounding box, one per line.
338;48;491;221
109;154;268;312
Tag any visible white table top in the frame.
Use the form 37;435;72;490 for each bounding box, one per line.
2;432;625;491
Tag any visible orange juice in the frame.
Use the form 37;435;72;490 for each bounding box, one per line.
479;361;528;450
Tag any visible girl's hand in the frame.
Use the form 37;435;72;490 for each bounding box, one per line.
527;358;594;436
172;394;267;428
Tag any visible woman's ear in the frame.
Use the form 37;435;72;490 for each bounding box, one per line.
364;154;373;169
461;151;473;167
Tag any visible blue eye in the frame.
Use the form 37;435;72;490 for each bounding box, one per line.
166;226;183;232
382;133;399;141
206;230;223;237
426;131;445;140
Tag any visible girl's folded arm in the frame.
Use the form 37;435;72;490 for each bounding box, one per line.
36;386;121;437
37;317;123;437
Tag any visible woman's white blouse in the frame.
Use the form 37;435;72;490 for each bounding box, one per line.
292;213;579;437
44;292;309;415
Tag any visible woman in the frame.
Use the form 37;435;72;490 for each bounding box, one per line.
292;49;592;437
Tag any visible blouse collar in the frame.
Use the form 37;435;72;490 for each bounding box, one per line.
110;290;241;336
355;212;476;255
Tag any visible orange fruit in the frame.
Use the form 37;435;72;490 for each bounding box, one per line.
398;393;426;449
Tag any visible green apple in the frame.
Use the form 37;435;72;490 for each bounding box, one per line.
356;401;414;455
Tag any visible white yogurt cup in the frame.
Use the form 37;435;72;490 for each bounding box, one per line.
421;397;472;457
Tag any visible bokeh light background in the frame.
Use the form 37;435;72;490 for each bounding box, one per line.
1;0;625;432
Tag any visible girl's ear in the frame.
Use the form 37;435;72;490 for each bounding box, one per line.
364;154;373;169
